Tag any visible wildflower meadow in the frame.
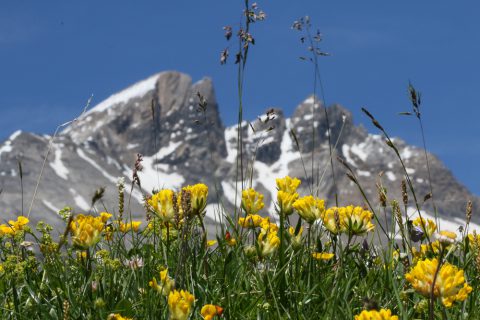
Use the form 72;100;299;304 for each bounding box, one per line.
1;2;479;320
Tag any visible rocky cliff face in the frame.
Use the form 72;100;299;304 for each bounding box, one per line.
0;71;477;233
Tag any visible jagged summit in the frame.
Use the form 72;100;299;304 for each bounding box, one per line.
0;71;478;233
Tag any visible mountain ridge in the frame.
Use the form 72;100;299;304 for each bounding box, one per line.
0;71;477;234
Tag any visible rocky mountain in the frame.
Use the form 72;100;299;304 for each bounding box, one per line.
0;71;478;234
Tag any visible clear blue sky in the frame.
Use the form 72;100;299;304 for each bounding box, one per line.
1;1;479;194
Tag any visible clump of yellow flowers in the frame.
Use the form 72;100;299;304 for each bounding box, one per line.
292;195;325;224
148;189;176;223
412;217;437;239
149;268;175;296
405;258;472;307
354;309;398;320
69;212;111;249
322;206;375;235
200;304;224;320
241;188;264;215
107;314;132;320
0;216;29;237
168;289;195;320
276;176;301;215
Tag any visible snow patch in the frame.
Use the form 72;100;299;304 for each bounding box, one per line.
69;188;90;211
385;171;396;181
86;73;160;115
221;181;239;206
406;168;415;175
77;148;117;183
49;147;69;180
357;170;371;177
43;200;60;213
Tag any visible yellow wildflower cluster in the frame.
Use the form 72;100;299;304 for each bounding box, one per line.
238;214;264;228
119;221;142;233
322;206;375;235
69;213;111;249
288;226;303;249
405;258;472;307
182;183;208;215
148;184;208;222
107;314;132;320
312;252;334;261
241;188;264;215
200;304;224;320
0;216;29;237
149;268;175;296
412;217;437;239
168;289;195;320
292;195;325;224
354;309;398;320
258;227;280;257
276;176;301;215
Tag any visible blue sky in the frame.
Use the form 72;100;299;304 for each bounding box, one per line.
1;1;479;194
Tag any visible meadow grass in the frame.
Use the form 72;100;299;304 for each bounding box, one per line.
1;1;479;319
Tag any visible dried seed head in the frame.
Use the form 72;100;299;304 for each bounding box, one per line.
466;200;473;225
63;300;70;320
392;200;403;227
377;183;387;208
401;180;408;206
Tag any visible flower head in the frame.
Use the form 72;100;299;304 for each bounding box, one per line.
288;226;303;249
200;304;224;320
412;217;437;239
322;206;374;235
107;314;132;320
119;221;142;233
0;216;29;237
69;214;109;249
168;289;195;320
182;183;208;215
312;252;334;261
292;196;325;224
405;258;472;307
149;268;175;296
276;176;301;193
238;214;264;229
354;309;398;320
258;228;280;257
242;188;264;215
148;189;176;222
435;230;457;246
277;191;299;216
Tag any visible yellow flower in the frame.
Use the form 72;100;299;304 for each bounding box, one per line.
322;206;374;235
405;258;472;307
259;217;279;233
200;304;224;320
292;196;325;224
168;289;195;320
119;221;142;233
225;231;237;246
277;191;299;216
468;233;480;246
149;268;175;296
182;183;208;215
241;188;264;214
238;214;264;228
276;176;301;193
312;252;334;261
69;214;108;249
107;314;132;320
354;309;398;320
100;212;113;223
149;189;176;222
412;217;437;239
0;216;29;237
435;230;457;245
288;226;303;249
258;228;280;257
207;240;217;247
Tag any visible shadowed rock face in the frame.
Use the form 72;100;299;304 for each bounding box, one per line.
0;71;478;234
